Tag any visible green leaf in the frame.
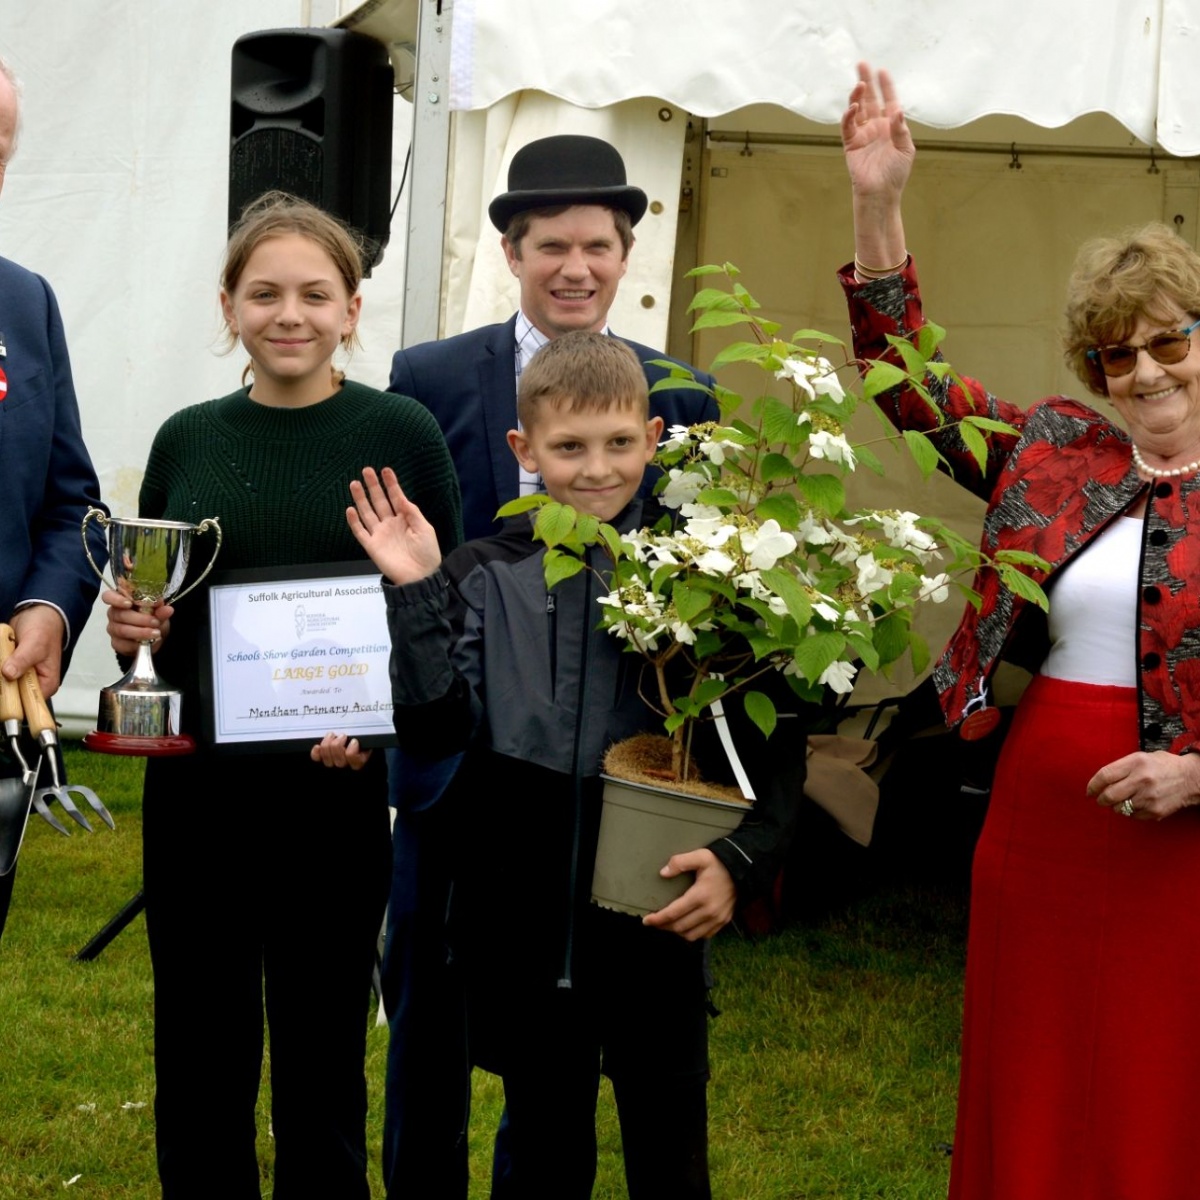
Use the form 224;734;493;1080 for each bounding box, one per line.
993;548;1051;570
908;630;931;676
915;320;946;359
853;444;885;476
599;523;624;559
693;677;729;709
574;512;601;545
755;492;802;528
496;494;548;517
759;566;813;628
872;613;910;666
890;339;928;377
844;632;880;672
996;563;1050;611
792;632;847;684
691;310;756;332
790;328;846;348
648;376;713;395
731;283;760;310
958;420;990;472
963;415;1020;437
687;287;742;313
796;472;845;516
743;690;777;738
685;263;735;278
861;360;910;399
533;501;580;548
759;452;798;483
697;487;742;508
761;396;804;445
708;340;774;372
542;549;586;589
672;581;712;625
902;429;944;479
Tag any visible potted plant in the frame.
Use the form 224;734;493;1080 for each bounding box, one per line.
501;264;1047;914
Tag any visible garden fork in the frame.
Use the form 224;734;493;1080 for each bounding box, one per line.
18;664;114;833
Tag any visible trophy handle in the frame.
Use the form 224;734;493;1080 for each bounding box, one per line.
81;507;116;591
169;517;224;605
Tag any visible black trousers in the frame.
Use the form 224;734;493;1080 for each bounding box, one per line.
142;750;391;1200
469;908;714;1200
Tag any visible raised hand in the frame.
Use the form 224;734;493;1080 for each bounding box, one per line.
841;62;916;202
347;466;443;586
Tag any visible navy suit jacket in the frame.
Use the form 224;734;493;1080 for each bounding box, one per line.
388;315;718;541
0;255;105;666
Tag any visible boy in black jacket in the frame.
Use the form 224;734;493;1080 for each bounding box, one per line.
347;332;800;1199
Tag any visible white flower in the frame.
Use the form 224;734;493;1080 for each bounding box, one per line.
776;355;845;404
855;510;940;563
818;659;858;695
679;502;723;522
740;520;798;570
681;515;737;546
811;367;847;404
698;431;743;466
669;619;698;644
808;430;857;470
694;548;737;576
920;572;952;603
812;598;841;623
855;553;894;596
660;424;694;453
660;468;706;509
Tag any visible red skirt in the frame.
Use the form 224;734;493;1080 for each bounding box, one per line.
949;675;1200;1200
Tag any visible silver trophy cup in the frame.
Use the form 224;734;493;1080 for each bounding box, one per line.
82;508;222;754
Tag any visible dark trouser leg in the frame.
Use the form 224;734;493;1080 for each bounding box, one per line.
613;1076;711;1200
0;863;14;943
381;781;470;1200
499;1029;601;1200
144;759;265;1200
267;754;392;1200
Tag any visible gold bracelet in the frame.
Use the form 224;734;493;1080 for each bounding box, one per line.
854;252;909;277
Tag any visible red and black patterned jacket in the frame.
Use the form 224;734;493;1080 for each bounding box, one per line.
841;259;1200;755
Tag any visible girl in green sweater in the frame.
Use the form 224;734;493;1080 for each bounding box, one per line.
103;194;461;1199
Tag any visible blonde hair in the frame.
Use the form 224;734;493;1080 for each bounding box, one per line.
1064;222;1200;395
517;331;648;430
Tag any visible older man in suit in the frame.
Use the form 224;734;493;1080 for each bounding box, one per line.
381;135;717;1197
0;55;105;936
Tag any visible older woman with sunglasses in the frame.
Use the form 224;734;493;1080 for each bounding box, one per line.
841;63;1200;1200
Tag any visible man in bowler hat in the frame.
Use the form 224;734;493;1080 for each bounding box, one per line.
380;135;717;1197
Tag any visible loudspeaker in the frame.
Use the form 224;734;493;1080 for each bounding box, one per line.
229;28;393;270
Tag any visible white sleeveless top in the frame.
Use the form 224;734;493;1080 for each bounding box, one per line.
1041;516;1140;688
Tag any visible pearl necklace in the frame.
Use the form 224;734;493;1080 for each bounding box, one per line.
1131;443;1200;479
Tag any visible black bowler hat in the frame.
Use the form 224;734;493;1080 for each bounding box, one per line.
487;135;649;232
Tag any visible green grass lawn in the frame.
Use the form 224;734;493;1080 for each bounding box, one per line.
0;747;966;1199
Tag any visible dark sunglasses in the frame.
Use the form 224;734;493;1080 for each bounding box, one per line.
1087;316;1200;380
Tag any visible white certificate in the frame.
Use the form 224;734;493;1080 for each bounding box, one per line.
203;562;395;751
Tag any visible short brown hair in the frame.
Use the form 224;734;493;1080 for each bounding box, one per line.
1064;222;1200;396
222;190;365;353
504;204;634;260
517;331;648;430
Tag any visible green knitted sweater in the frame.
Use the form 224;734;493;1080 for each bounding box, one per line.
138;380;462;732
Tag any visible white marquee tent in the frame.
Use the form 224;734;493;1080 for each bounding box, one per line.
2;0;1198;724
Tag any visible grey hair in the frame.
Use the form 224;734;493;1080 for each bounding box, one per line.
0;53;23;160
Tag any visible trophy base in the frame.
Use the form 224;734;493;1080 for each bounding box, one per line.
89;672;190;756
83;730;197;757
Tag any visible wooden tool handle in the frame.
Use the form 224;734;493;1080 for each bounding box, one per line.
16;667;55;739
0;624;24;725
